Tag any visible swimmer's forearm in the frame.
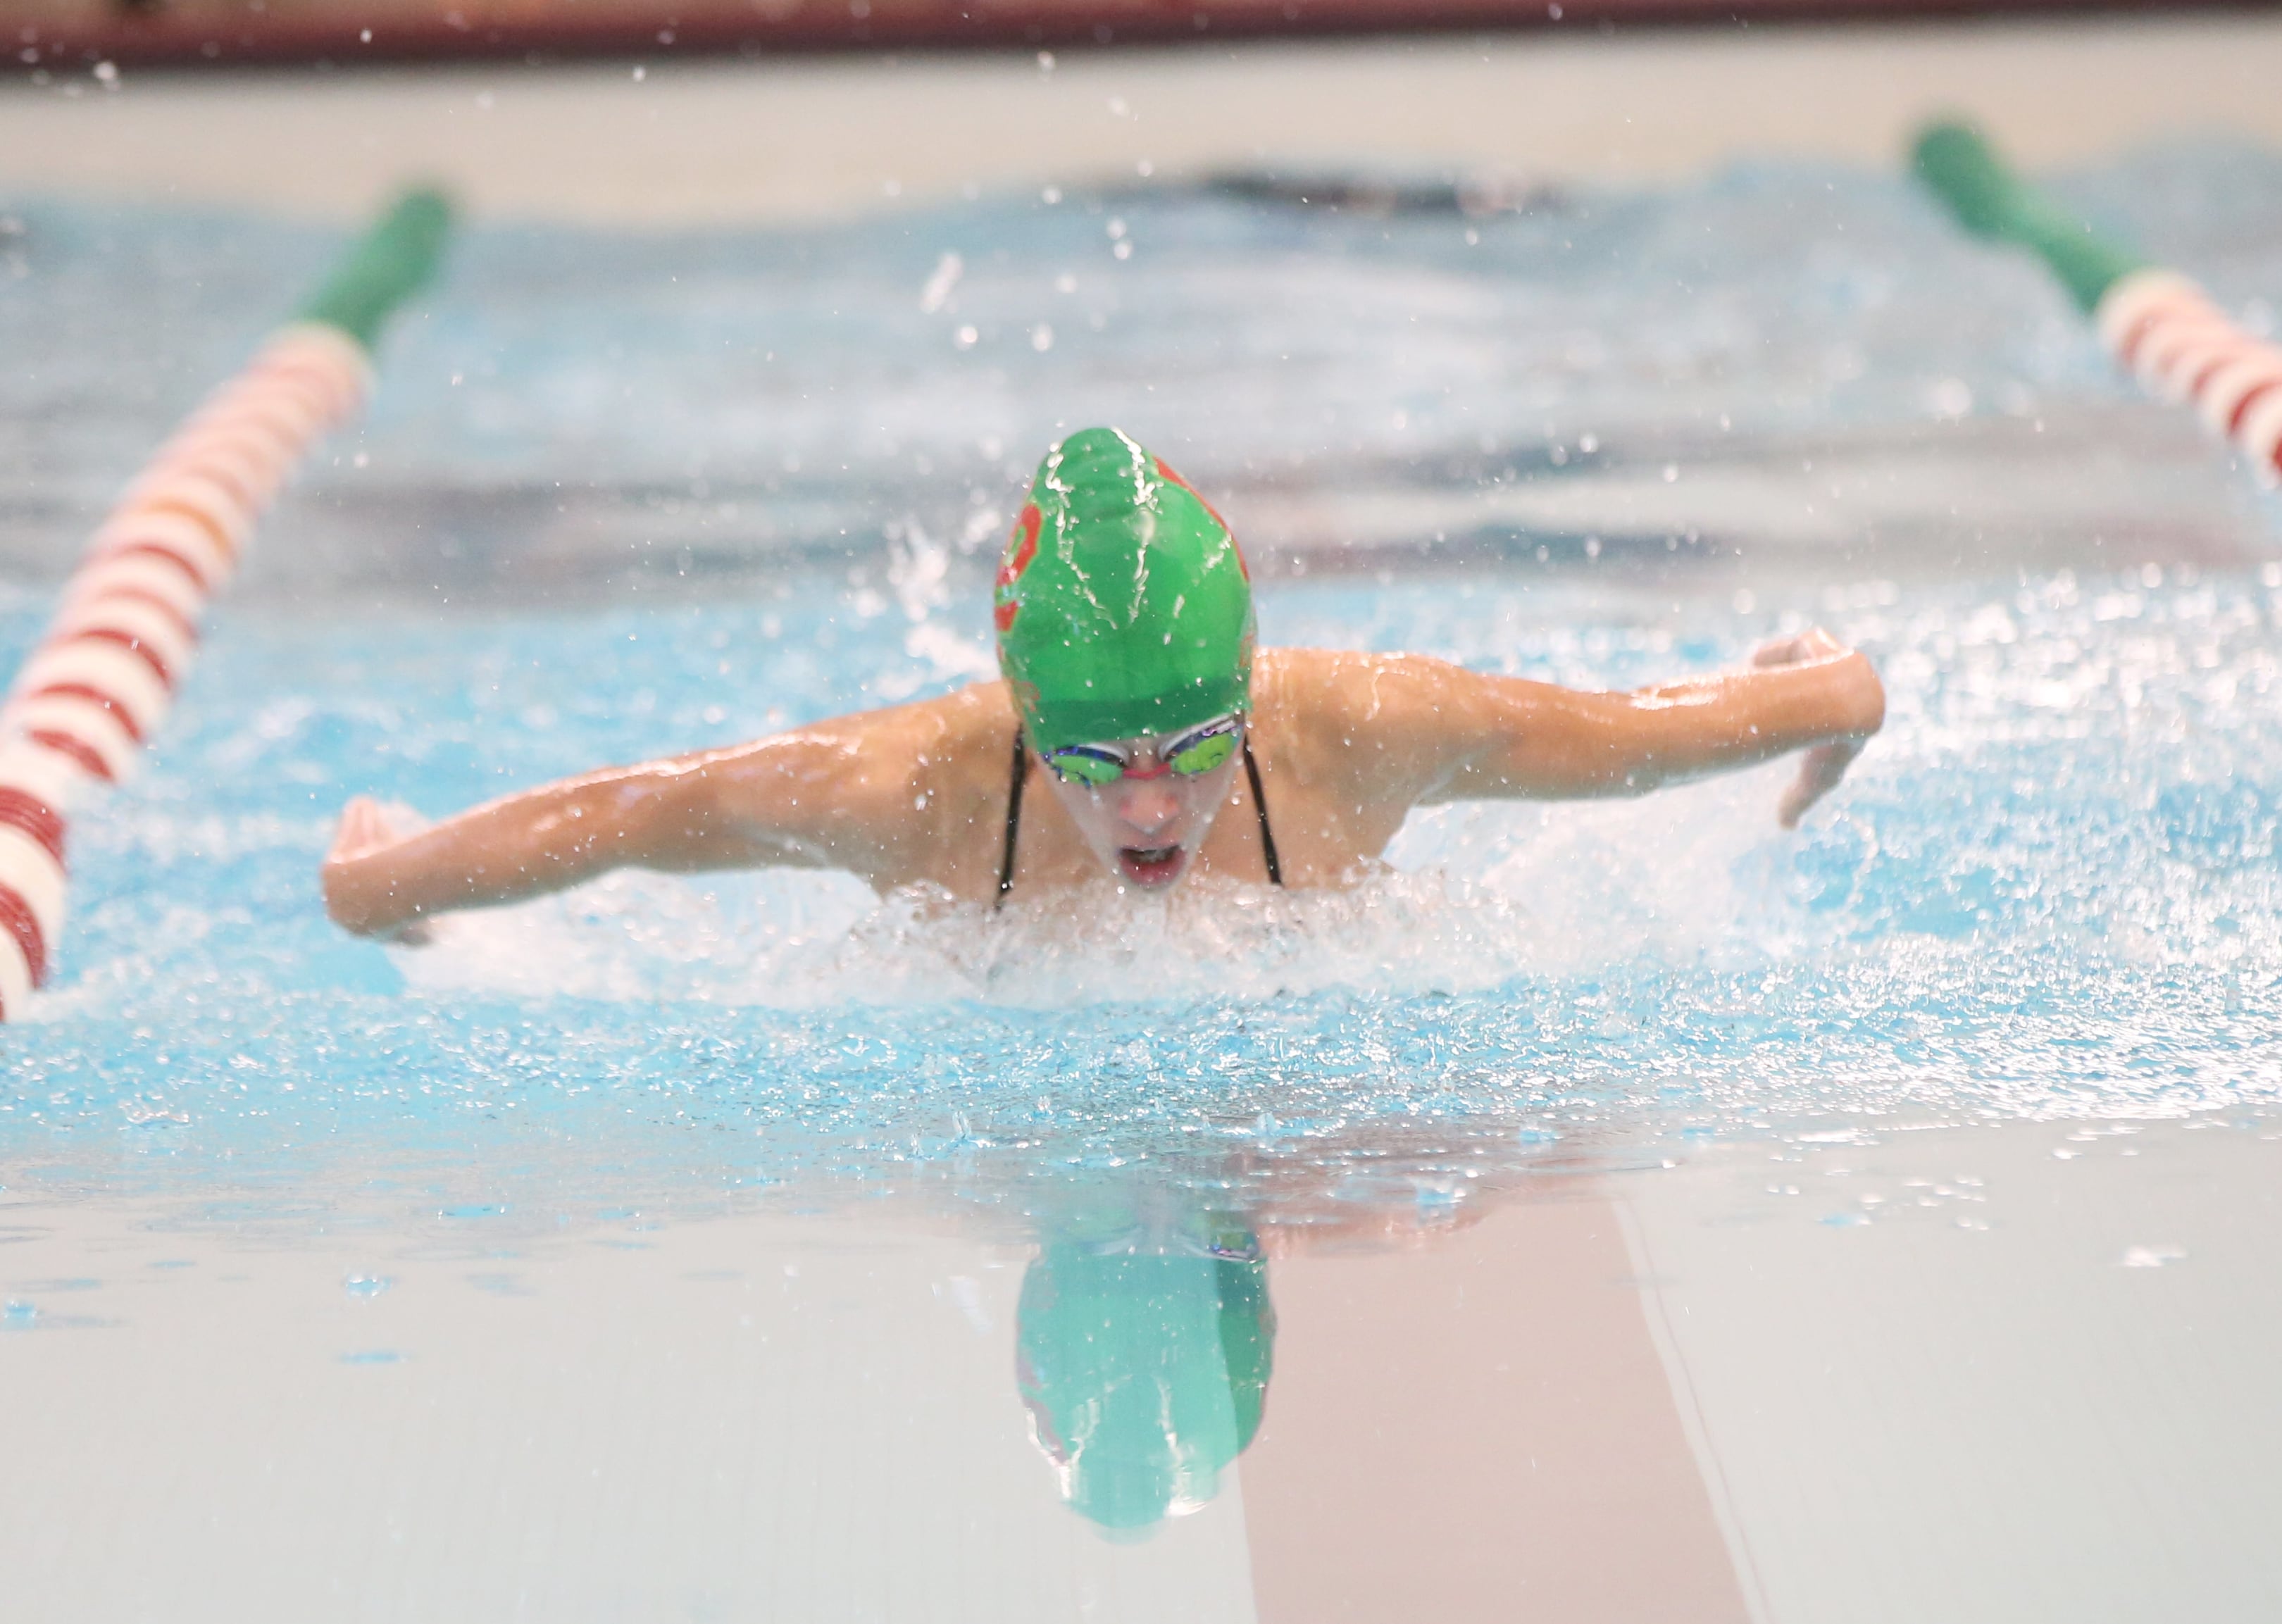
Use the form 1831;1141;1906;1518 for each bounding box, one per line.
1439;649;1883;799
323;747;856;935
1605;650;1885;789
324;777;649;933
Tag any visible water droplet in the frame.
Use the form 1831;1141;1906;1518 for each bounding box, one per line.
919;251;962;314
2120;1244;2186;1268
344;1273;392;1299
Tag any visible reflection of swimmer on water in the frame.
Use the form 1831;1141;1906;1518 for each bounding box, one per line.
323;427;1884;937
1016;1208;1273;1535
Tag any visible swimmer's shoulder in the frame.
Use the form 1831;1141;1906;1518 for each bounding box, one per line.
706;682;1011;814
1255;648;1489;797
759;680;1011;754
700;682;1014;889
1256;647;1476;742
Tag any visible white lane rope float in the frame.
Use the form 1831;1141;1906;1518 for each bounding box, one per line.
0;190;451;1018
2095;273;2282;481
1914;122;2282;487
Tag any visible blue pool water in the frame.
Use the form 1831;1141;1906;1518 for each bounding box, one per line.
4;558;2281;1231
3;142;2281;1235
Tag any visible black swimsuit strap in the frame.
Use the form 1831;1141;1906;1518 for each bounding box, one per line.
996;730;1028;909
995;727;1285;905
1242;736;1285;888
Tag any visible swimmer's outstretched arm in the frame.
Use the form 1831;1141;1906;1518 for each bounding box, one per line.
1323;627;1884;827
323;708;940;938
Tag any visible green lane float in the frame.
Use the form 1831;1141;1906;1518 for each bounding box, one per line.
1914;121;2282;485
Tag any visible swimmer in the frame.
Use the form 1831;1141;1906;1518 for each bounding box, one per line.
323;427;1885;939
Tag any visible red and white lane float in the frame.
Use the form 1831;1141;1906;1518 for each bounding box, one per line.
1914;122;2282;487
0;190;451;1018
2095;273;2282;483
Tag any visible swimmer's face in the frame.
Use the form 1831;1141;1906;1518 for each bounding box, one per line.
1038;716;1245;891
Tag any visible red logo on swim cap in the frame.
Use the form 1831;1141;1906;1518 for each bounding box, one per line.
995;503;1042;633
1153;456;1248;581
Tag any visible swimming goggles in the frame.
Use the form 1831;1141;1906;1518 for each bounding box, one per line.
1043;714;1243;788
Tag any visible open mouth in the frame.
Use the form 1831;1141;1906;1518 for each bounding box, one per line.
1117;844;1186;887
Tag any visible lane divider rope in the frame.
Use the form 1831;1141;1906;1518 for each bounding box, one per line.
0;190;452;1018
1913;121;2282;487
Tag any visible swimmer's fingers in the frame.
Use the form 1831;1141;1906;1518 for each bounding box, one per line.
327;795;402;864
1750;627;1847;669
1778;739;1862;829
323;797;433;943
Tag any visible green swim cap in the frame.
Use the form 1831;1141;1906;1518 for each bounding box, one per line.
995;427;1254;751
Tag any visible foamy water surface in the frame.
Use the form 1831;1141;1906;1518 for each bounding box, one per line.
2;558;2278;1223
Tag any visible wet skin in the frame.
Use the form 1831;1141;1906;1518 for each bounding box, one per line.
323;632;1885;939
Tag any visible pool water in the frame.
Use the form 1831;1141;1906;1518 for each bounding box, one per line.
4;139;2282;1621
6;558;2282;1215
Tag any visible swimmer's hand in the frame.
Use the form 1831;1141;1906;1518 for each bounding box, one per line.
1750;628;1882;829
323;797;432;944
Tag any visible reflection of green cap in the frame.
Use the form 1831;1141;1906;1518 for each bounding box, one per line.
1015;1232;1274;1534
994;427;1255;752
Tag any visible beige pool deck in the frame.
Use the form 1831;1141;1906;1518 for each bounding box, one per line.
2;13;2280;226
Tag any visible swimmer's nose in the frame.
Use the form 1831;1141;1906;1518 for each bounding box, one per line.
1115;777;1183;835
